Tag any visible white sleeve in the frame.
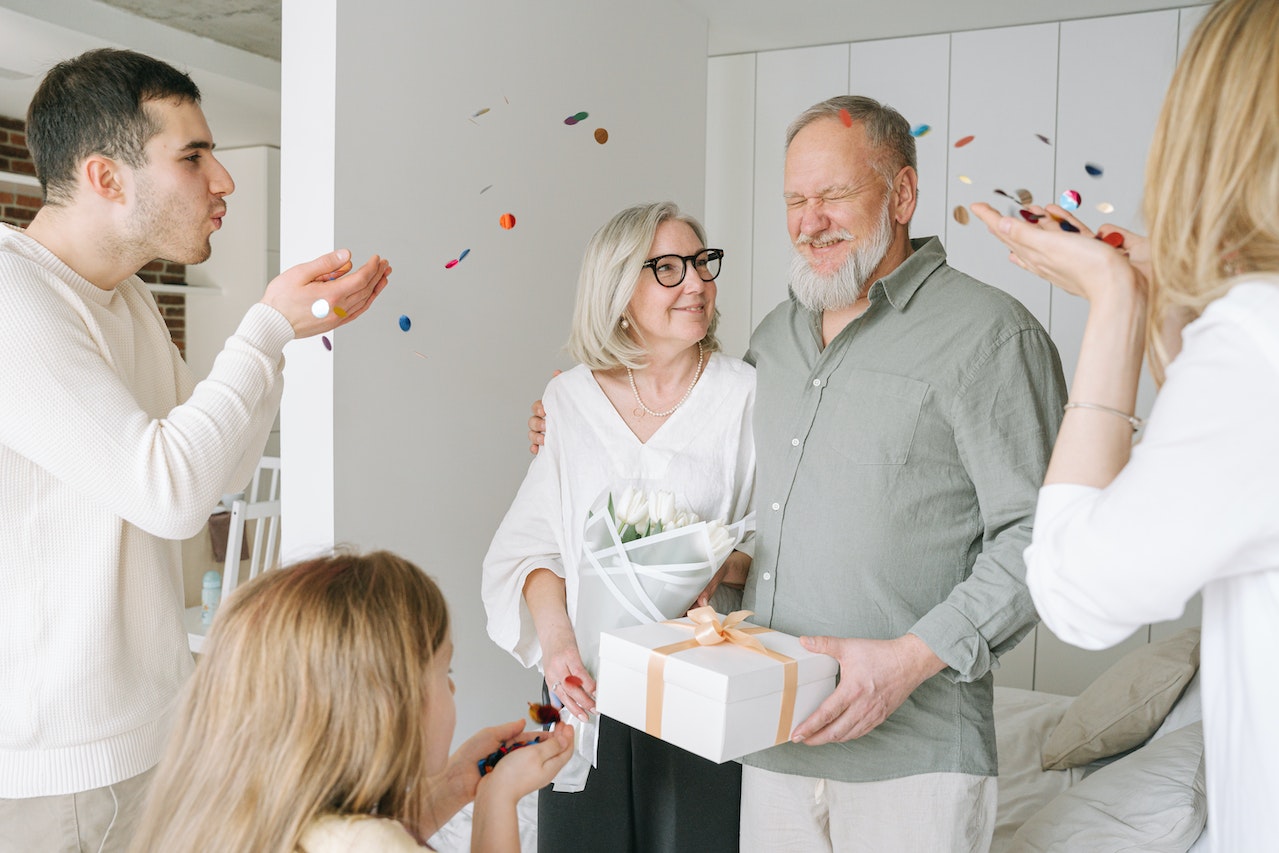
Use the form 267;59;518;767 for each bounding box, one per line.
481;383;568;669
1026;301;1279;649
0;282;292;540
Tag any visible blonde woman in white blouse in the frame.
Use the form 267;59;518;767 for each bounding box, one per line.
483;202;755;853
971;1;1279;848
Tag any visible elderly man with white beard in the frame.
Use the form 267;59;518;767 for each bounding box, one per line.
731;95;1066;852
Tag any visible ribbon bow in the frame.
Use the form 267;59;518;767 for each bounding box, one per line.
686;606;767;653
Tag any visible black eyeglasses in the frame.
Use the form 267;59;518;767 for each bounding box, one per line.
641;248;724;287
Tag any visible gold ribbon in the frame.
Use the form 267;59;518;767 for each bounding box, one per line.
644;607;799;747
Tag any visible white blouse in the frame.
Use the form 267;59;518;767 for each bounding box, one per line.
482;353;756;673
1025;279;1279;851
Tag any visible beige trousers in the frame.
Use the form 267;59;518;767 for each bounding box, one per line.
740;764;997;853
0;767;156;853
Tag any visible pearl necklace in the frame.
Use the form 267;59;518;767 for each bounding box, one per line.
627;343;704;418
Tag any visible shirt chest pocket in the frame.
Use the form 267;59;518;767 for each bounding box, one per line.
808;370;929;465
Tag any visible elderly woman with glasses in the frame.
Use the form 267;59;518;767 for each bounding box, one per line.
483;202;755;852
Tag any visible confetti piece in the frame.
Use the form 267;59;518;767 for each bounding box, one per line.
1084;162;1104;177
399;314;411;332
528;702;561;725
1059;220;1080;233
994;189;1018;202
953;205;970;225
499;212;517;230
321;335;332;351
480;184;493;194
333;306;348;319
574;111;588;121
413;351;428;359
564;111;589;125
839;108;853;127
959;175;972;184
954;135;975;148
1015;189;1033;206
445;259;458;269
910;123;931;138
594;127;609;144
563;116;579;126
458;248;470;261
1059;190;1081;210
1098;231;1124;248
1019;209;1043;223
1096;202;1115;214
310;299;330;319
564;675;583;688
1035;134;1052;145
472;107;490;117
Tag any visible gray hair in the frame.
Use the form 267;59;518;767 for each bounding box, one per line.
785;95;917;186
567;202;722;370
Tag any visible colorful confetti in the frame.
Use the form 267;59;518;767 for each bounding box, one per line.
910;123;931;138
953;205;970;225
528;702;561;725
564;111;589;125
1084;163;1104;178
1019;209;1043;223
445;259;458;269
480;184;494;194
321;335;332;351
310;299;330;319
959;175;972;184
1035;134;1052;145
499;212;517;230
994;189;1018;203
333;306;348;319
413;351;428;360
458;248;471;261
1015;189;1033;206
472;107;490;118
564;675;583;689
1059;220;1080;233
1098;231;1124;248
839;108;853;127
1059;190;1082;211
954;135;975;148
594;127;609;144
398;314;411;332
1096;202;1115;214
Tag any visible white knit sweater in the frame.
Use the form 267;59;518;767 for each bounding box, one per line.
0;223;290;797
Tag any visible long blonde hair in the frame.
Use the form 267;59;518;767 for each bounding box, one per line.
1143;0;1279;381
130;551;451;852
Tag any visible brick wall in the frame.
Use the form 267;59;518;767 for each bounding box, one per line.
1;113;188;357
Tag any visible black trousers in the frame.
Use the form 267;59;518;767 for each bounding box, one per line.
537;713;741;853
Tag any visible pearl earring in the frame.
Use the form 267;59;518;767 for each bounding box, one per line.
620;318;629;329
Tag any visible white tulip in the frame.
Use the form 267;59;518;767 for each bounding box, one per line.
647;490;677;532
613;486;649;540
705;519;734;564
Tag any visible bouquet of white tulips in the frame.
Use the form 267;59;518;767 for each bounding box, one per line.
573;485;751;675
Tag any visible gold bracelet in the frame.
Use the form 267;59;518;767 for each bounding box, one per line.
1063;401;1145;432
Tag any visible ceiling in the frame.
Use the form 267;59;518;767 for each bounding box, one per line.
0;0;1189;151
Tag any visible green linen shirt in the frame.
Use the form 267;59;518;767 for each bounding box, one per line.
742;236;1066;782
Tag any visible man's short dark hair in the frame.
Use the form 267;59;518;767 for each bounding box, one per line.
26;48;202;205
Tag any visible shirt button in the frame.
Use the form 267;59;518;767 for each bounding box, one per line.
791;438;799;446
771;502;780;511
812;378;822;387
762;572;772;581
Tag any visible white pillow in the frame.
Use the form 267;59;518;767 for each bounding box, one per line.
1151;670;1203;742
1012;722;1206;852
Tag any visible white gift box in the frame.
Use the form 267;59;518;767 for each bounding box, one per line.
596;610;839;763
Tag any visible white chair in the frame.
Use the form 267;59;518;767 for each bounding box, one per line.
184;457;282;653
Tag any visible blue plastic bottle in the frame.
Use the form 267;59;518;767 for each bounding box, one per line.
201;571;222;626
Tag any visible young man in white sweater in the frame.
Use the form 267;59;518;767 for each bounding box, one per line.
0;49;390;851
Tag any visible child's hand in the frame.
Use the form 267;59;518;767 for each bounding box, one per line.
477;723;575;806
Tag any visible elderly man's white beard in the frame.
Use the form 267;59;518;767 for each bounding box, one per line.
789;200;894;313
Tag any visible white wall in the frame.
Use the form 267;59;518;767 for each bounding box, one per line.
282;0;709;743
705;5;1209;693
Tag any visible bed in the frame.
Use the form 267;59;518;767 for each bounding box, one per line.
430;628;1208;852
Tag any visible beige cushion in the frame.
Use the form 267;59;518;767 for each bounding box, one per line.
1013;722;1206;852
1041;628;1200;771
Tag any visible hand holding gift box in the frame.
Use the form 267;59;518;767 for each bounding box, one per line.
596;607;839;763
